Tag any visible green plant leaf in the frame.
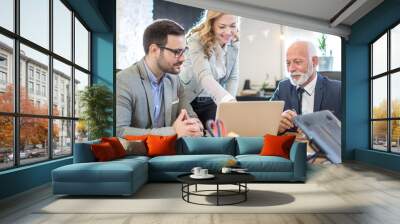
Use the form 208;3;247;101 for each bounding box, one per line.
79;84;113;140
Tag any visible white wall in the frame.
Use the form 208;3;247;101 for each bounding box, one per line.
238;18;283;91
117;0;153;70
238;18;342;93
283;26;342;75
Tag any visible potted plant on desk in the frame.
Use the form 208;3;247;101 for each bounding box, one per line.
317;34;333;71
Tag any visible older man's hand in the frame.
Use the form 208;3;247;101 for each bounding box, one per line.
278;110;297;134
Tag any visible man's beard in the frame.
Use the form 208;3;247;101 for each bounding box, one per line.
289;63;314;87
157;54;182;74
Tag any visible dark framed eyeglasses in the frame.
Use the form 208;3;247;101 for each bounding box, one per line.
158;46;188;58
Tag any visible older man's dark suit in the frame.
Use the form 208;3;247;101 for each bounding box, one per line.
271;74;341;120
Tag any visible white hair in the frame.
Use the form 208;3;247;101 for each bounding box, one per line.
289;40;317;60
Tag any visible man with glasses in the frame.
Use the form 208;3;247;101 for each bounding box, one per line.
117;19;203;138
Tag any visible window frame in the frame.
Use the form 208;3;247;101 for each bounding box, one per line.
370;21;400;154
0;0;92;171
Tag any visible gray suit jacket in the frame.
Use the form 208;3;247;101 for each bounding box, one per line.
179;34;239;102
116;58;196;137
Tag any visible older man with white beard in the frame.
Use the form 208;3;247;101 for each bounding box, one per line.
271;41;341;134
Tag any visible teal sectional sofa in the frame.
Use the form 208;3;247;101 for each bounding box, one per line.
52;137;306;196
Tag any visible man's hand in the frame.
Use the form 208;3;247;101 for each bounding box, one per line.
278;110;297;134
173;109;203;138
296;128;308;141
186;117;204;132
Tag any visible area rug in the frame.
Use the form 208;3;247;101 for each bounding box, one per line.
37;183;362;214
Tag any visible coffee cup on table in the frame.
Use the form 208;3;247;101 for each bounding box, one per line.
191;167;202;176
199;169;208;176
221;167;232;173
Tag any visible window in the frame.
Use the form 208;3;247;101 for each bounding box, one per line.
28;81;34;94
53;59;72;117
53;0;72;60
0;116;13;170
28;67;34;80
35;83;40;95
370;23;400;154
42;85;46;97
74;69;89;119
0;54;7;86
0;0;14;32
0;34;13;112
75;18;89;70
35;70;41;81
0;55;7;67
20;0;49;49
0;0;91;170
53;119;72;158
0;71;6;85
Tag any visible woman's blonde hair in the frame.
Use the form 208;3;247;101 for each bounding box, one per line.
188;10;239;58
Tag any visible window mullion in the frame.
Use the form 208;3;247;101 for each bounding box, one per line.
387;30;391;152
71;10;76;153
14;0;20;166
49;0;54;159
370;45;373;149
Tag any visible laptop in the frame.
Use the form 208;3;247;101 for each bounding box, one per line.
293;110;341;164
215;101;284;137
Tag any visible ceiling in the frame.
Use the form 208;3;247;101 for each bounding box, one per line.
165;0;384;38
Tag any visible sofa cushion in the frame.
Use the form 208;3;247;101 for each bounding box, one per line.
236;155;293;172
148;154;235;172
101;137;127;158
177;137;235;155
236;137;263;155
147;135;177;157
124;135;148;141
91;142;118;161
52;158;147;183
260;134;296;159
119;138;147;156
115;155;150;163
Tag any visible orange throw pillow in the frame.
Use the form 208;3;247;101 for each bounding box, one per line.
124;135;148;141
146;135;177;157
101;137;127;158
259;134;296;159
91;142;117;161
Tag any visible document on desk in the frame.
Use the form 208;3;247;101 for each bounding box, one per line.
294;110;341;164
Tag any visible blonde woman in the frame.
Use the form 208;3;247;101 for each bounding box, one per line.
180;10;239;127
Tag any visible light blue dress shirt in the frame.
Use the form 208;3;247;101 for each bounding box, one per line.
144;62;165;128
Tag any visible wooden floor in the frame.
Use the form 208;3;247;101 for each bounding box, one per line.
1;162;400;224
